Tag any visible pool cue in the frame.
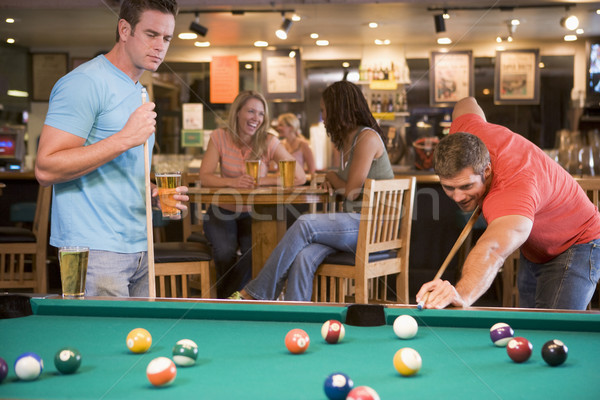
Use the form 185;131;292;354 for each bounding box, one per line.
417;205;482;310
141;87;156;298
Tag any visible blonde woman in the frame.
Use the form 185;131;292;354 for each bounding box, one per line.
199;91;305;298
276;113;317;176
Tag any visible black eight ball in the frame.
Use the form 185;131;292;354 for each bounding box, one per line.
541;339;568;366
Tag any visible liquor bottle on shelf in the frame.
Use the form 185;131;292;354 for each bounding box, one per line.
376;94;382;113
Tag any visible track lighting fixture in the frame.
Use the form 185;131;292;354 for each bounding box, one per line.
189;13;208;37
276;17;293;40
434;14;446;33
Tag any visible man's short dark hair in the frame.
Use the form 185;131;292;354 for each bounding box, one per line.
433;132;490;178
116;0;178;42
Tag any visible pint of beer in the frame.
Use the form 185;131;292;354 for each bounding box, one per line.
245;160;261;185
59;247;89;298
155;172;182;218
279;160;296;188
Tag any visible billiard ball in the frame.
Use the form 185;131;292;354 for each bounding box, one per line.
172;339;199;367
146;357;177;387
541;339;568;367
14;352;43;381
54;347;82;374
126;328;152;353
490;322;514;347
393;315;418;339
285;328;310;354
393;347;422;376
321;320;345;344
346;385;380;400
0;357;8;383
323;372;354;400
506;337;533;363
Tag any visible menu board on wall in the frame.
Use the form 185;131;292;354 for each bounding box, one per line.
261;49;303;101
210;55;239;104
32;53;68;101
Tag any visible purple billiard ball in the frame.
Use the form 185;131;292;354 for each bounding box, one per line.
490;322;514;347
0;357;8;383
324;372;354;400
541;339;568;367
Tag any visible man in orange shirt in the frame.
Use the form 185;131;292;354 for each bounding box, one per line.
417;97;600;310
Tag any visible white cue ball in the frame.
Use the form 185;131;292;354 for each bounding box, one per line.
393;315;418;339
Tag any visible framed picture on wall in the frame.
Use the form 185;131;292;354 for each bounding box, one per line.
429;50;473;107
261;48;303;101
31;52;68;101
494;49;540;105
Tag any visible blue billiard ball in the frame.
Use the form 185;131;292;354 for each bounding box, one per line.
14;352;44;381
324;372;354;400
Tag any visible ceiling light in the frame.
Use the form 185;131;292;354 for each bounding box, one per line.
576;28;584;35
496;36;502;43
437;37;452;45
7;89;28;97
310;33;319;39
316;39;329;46
564;34;577;42
539;62;545;69
342;62;350;68
276;18;293;40
507;36;513;42
244;64;253;69
288;50;296;58
194;41;210;47
291;14;301;22
374;39;390;45
189;14;208;37
442;10;450;19
560;14;579;31
368;22;378;28
434;14;446;33
254;41;269;47
510;19;520;26
6;38;15;44
5;18;15;23
178;32;198;40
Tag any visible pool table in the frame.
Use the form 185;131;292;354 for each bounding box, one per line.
0;297;599;399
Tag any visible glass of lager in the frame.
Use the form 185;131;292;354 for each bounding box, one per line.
155;171;182;218
59;246;89;298
245;160;261;186
278;160;296;188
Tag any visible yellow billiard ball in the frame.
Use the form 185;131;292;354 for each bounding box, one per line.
393;347;422;376
126;328;152;353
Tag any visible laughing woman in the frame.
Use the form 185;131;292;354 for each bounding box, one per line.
199;90;306;298
231;81;394;301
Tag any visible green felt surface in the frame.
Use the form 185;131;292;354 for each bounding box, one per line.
0;298;599;399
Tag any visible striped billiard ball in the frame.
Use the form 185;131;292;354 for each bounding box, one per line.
321;320;345;344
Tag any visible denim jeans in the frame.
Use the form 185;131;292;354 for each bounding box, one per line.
245;212;361;301
85;250;148;297
203;205;253;298
517;238;600;310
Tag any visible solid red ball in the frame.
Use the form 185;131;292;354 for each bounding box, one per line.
285;328;310;354
506;337;533;363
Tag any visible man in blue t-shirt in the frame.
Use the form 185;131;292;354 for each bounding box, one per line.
35;0;187;297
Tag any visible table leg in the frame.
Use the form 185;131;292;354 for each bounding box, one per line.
251;205;289;278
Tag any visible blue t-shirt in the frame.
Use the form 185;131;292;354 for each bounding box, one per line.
45;55;153;253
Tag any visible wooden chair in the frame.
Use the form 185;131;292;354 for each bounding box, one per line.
153;242;212;298
312;177;416;304
0;185;51;293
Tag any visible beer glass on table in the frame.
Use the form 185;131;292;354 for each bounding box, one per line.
155;172;182;218
245;160;261;186
278;160;296;188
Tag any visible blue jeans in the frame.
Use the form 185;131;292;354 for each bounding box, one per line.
85;250;148;297
517;238;600;310
203;205;253;298
245;212;361;301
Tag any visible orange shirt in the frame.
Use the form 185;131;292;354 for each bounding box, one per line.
451;113;600;263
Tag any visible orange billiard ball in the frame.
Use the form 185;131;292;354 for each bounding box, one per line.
146;357;177;387
285;328;310;354
126;328;152;353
